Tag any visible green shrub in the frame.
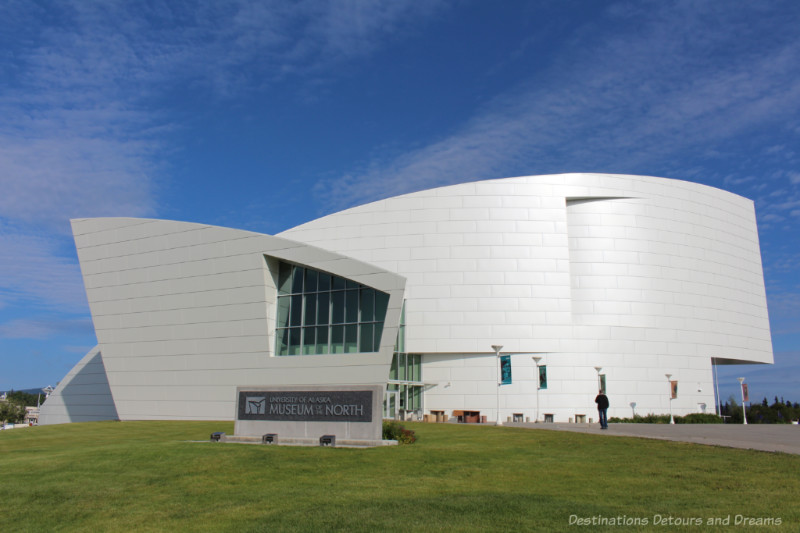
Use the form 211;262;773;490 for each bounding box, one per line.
382;420;417;444
609;413;670;424
678;413;723;424
609;413;723;424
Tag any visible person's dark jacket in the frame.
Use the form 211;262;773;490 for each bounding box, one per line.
595;394;609;410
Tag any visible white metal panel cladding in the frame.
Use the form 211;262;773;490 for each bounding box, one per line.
48;218;405;422
282;173;772;422
46;174;772;424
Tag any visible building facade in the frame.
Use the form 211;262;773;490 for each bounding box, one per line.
40;174;773;425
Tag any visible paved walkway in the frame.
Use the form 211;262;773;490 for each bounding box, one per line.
505;422;800;455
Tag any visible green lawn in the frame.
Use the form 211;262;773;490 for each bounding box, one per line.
1;421;797;532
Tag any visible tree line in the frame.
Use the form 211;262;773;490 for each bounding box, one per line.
720;396;800;424
0;390;46;425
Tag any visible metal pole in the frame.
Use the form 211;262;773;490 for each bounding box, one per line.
492;345;503;426
713;358;721;416
737;377;747;425
532;356;542;423
666;373;674;424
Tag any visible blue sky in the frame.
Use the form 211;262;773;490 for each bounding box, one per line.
1;1;798;406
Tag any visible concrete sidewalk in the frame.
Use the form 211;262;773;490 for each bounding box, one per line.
505;422;800;454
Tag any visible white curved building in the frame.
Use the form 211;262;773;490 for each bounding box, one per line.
41;173;772;425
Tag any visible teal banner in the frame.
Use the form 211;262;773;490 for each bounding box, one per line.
538;365;547;390
500;355;512;385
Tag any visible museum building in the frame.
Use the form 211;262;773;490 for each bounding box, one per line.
39;173;773;425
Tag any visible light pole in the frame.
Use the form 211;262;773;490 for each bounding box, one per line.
492;345;503;426
713;358;721;416
665;373;674;424
594;367;603;425
594;366;602;392
737;377;747;425
532;356;542;423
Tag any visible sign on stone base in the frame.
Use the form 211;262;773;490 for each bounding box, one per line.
234;384;384;443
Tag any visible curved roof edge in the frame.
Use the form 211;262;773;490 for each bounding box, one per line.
282;173;755;234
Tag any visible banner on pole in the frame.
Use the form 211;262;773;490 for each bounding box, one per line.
500;355;512;385
670;380;678;399
742;383;749;403
538;365;547;390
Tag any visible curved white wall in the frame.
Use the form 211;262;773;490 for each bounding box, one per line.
42;218;405;423
45;173;772;424
282;173;772;421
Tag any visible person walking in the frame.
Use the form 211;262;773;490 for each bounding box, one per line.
595;390;609;429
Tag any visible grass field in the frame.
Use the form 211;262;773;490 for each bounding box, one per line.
1;421;798;532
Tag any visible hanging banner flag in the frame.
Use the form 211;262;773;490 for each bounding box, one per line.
500;355;512;385
538;365;548;390
670;380;678;399
742;383;749;403
599;374;606;394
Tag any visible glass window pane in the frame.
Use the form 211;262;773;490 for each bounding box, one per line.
290;294;303;327
398;353;407;380
278;262;293;294
304;293;317;326
277;328;289;355
345;290;358;323
411;354;420;381
304;269;318;293
275;263;394;357
291;266;304;294
375;291;389;322
345;324;358;353
389;354;398;380
317;292;330;325
359;323;374;353
303;326;316;355
277;296;291;329
373;321;384;351
360;289;374;322
331;291;345;324
332;276;345;291
316;326;329;354
288;327;301;355
331;325;344;354
318;273;331;291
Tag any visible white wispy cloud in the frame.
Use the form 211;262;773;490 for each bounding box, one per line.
0;317;94;340
315;1;800;209
0;226;88;313
0;0;450;336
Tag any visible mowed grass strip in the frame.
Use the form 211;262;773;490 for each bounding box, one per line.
1;421;798;532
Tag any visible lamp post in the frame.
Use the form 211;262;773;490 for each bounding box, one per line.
532;356;542;423
593;366;603;425
737;377;747;425
665;373;674;424
492;345;503;426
